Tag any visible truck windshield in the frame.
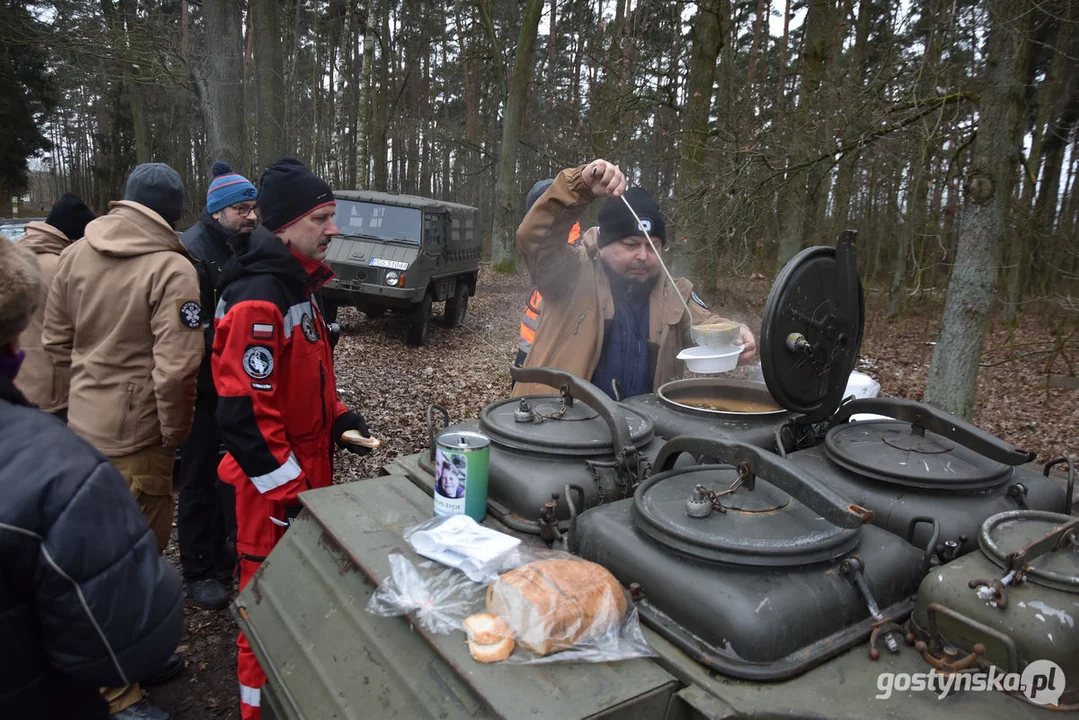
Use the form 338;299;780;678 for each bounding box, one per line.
333;200;421;243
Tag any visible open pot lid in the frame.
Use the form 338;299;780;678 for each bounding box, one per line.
480;395;654;457
760;231;864;422
632;466;860;567
979;511;1079;593
823;420;1012;490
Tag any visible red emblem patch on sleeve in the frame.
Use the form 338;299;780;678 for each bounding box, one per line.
251;323;275;340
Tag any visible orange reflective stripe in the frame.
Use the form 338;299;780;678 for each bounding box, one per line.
568;223;581;245
524;307;540;321
520;324;536;344
527;289;543;314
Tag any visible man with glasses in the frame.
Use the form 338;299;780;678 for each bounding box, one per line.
177;160;258;610
511;159;757;401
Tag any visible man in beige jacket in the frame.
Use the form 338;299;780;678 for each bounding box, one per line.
512;159;756;399
14;192;96;420
44;163;204;556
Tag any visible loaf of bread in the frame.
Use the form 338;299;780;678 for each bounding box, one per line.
485;559;627;656
464;613;516;663
341;429;381;449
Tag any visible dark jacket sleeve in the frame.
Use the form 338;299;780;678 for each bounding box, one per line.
183;224;221;398
36;455;183;688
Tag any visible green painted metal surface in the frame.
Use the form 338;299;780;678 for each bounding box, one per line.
235;475;678;719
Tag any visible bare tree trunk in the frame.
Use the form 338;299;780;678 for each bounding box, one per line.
371;3;390;191
489;0;545;272
889;0;945;316
923;0;1032;419
673;0;724;286
776;0;834;269
747;0;767;88
252;0;286;171
197;0;246;172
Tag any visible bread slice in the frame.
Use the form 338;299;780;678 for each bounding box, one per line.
467;635;515;663
341;429;381;449
464;613;516;663
463;613;515;644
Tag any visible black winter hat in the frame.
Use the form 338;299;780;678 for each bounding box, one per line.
124;163;185;228
598;186;666;247
525;179;553;214
258;157;335;233
45;192;96;241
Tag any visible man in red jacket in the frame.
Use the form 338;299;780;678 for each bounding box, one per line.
211;157;372;720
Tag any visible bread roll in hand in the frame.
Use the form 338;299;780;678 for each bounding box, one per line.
341;429;381;449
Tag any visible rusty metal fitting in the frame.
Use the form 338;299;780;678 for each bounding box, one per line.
629;583;642;602
868;619;906;660
915;641;986;673
968;578;1008;609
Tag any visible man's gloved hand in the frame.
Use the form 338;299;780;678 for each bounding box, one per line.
333;410;372;455
285;505;303;526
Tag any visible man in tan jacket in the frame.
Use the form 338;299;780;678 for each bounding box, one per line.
14;192;96;420
44;163;204;555
512;159;756;399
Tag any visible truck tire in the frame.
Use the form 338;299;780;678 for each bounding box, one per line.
443;282;469;328
406;293;432;346
323;299;339;324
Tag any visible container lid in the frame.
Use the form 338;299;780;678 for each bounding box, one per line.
979;511;1079;593
479;395;654;457
632;465;860;567
822;420;1012;490
759;232;864;421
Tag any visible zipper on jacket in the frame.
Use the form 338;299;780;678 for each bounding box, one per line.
319;361;327;427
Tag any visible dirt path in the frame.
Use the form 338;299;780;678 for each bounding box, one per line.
149;265;1076;718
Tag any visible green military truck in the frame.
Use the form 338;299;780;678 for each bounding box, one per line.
322;190;481;346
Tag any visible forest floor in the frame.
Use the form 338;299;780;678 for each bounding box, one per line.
150;263;1077;719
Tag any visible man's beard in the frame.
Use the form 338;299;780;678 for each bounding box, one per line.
603;260;658;300
220;216;256;234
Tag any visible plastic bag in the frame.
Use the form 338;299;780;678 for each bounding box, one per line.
372;521;654;664
404;515;521;584
365;553;485;634
476;556;655;665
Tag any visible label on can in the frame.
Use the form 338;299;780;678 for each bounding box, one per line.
434;431;490;522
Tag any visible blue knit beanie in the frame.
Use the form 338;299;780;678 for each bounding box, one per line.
206;161;258;214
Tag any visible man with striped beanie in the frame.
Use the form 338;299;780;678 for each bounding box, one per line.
176;160;259;611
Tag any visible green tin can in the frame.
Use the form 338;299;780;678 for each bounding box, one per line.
433;431;489;521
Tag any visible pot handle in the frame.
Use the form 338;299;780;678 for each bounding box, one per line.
904;516;940;573
426;404;450;463
829;397;1035;466
1044;457;1075;516
654;435;872;529
509;366;634;453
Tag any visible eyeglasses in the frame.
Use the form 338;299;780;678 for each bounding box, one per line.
229;204;258;216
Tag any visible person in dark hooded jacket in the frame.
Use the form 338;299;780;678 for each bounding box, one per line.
176;161;257;611
0;235;184;719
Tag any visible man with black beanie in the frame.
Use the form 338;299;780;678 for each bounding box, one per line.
210;157;372;720
511;159;756;400
15;192;95;418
